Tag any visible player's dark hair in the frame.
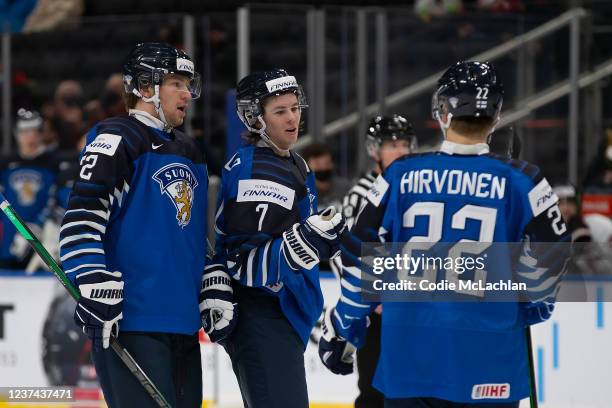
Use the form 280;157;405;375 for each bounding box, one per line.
242;130;261;145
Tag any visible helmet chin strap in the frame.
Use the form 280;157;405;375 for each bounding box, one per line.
254;116;291;156
435;111;453;140
138;85;172;131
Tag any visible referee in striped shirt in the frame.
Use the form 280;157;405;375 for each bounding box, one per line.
339;114;417;408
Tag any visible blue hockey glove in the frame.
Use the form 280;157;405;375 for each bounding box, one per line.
282;207;346;271
199;263;238;343
319;307;358;375
73;270;124;351
523;301;555;326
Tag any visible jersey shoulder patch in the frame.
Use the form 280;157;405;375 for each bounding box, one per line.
85;133;122;156
366;174;389;207
528;178;558;217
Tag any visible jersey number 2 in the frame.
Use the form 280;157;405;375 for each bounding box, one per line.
402;202;497;296
79;155;99;180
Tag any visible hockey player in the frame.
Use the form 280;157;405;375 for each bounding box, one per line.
345;114;417;408
59;42;207;407
343;115;417;229
319;61;570;407
0;108;59;269
201;68;344;408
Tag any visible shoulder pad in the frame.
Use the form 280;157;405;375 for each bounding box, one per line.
95;116;148;144
292;151;310;174
485;154;542;182
174;129;206;161
89;116;153;155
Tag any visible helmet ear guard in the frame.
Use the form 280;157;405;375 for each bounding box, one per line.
236;99;263;129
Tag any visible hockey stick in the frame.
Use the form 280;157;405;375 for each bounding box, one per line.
526;327;539;408
0;194;172;408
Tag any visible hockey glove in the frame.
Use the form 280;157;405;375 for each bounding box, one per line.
318;307;357;375
73;270;124;351
199;263;238;343
282;207;346;271
523;301;555;326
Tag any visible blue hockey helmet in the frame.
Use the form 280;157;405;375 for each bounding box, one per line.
123;42;201;100
432;61;503;127
236;68;307;132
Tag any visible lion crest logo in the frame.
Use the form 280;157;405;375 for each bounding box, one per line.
153;163;198;228
9;170;42;206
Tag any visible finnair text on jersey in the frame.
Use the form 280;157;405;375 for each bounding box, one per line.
242;188;288;202
400;169;506;199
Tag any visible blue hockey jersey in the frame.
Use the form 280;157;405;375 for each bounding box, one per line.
337;141;570;403
0;150;59;264
59;111;208;334
213;144;323;346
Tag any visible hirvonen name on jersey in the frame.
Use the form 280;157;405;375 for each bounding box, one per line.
400;169;506;199
153;163;199;228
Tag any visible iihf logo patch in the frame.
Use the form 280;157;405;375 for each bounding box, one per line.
153;163;199;228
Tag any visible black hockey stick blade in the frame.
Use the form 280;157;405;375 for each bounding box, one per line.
526;327;539;408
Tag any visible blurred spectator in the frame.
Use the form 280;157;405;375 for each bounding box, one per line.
40;99;55;121
41;115;62;152
583;128;612;193
0;0;37;32
415;0;463;22
301;141;351;211
83;99;105;129
100;73;127;119
0;109;59;269
54;80;85;151
11;71;37;113
553;183;592;243
22;0;83;33
476;0;524;12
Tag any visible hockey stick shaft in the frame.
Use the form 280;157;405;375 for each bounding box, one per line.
0;195;172;408
526;327;539;408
